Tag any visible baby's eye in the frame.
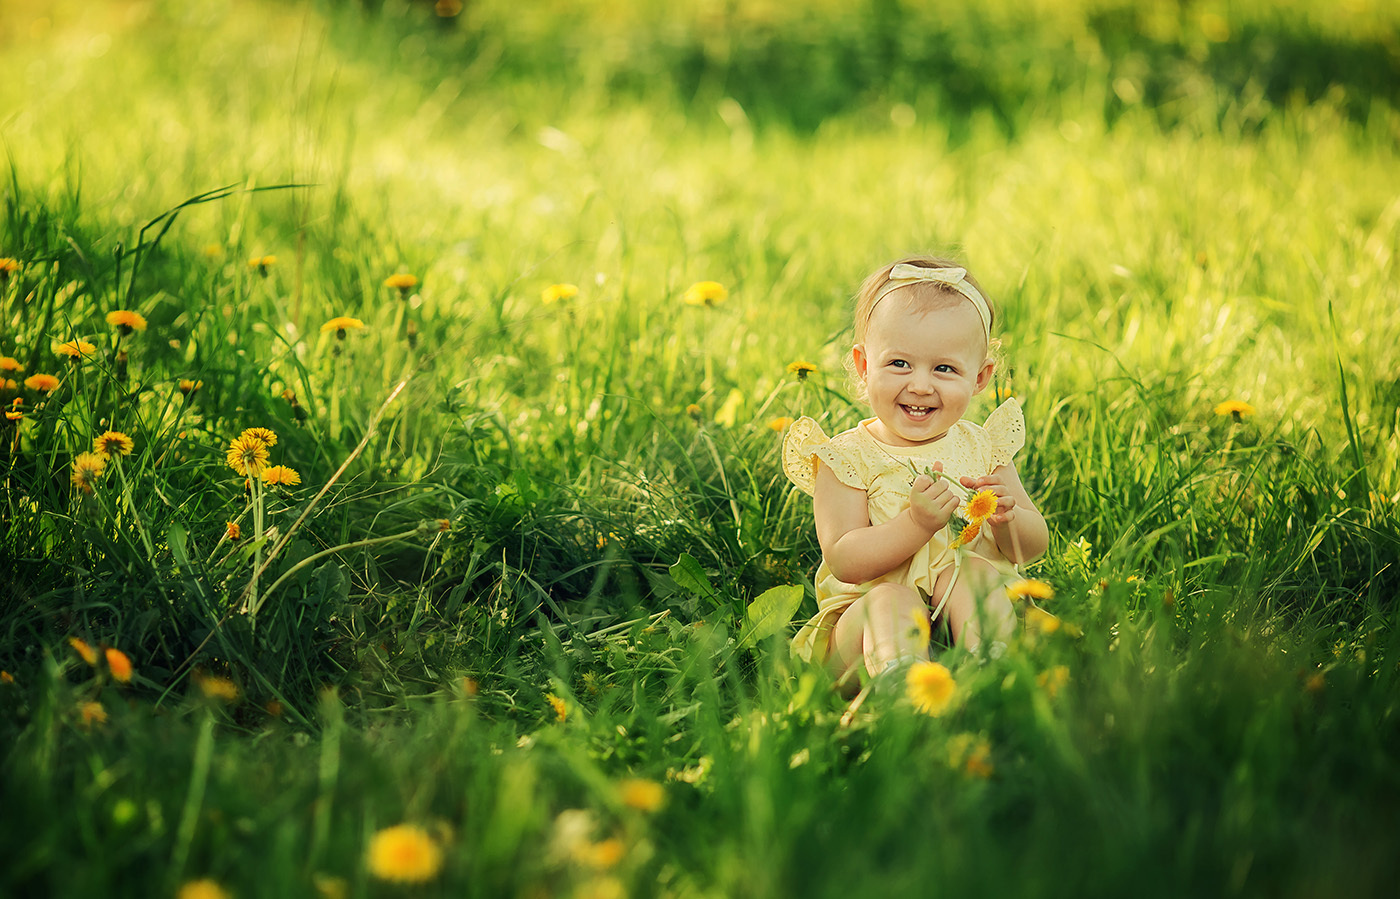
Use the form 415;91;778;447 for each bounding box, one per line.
935;363;957;374
889;359;911;370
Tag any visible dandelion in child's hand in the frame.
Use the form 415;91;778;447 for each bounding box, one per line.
69;636;98;666
786;360;817;380
1005;579;1054;601
105;648;134;683
367;824;444;883
541;283;579;305
24;373;60;392
1214;399;1255;421
962;489;998;523
0;356;21;373
105;310;147;334
71;453;107;494
906;660;956;716
682;281;728;307
261;465;302;487
240;426;277;448
618;778;665;812
55;339;97;360
93;430;134;457
177;879;232;899
952;520;981;548
226;434;270;477
321;316;365;339
385;273;419;293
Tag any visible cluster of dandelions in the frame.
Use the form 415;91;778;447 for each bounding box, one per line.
226;426;299;487
70;429;137;494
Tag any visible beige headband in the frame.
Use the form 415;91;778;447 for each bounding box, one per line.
870;263;992;337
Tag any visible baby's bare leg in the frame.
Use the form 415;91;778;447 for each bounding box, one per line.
933;559;1015;650
827;583;931;690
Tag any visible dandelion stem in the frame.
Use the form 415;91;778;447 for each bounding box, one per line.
112;456;158;565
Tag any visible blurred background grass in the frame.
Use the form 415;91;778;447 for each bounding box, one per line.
1;1;1398;896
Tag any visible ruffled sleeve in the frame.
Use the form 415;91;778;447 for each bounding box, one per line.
983;398;1026;470
782;417;866;496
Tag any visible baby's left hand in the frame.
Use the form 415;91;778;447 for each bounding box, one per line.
960;473;1018;526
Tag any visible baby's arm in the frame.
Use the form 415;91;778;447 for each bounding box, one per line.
960;461;1049;563
815;460;957;584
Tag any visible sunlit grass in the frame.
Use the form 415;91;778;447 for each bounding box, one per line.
1;1;1399;896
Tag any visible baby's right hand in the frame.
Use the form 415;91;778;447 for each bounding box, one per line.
908;464;958;535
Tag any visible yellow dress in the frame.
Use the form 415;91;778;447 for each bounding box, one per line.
782;398;1027;662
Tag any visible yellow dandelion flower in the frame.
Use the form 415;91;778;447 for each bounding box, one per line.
582;838;626;869
197;674;240;702
1024;607;1061;634
1037;665;1069;699
682;281;728;307
55;339;97;360
685;403;702;421
105;310;148;333
0;257;20;277
248;254;277;273
906;660;956;716
952;520;981;548
0;379;15;392
910;606;932;644
321;316;365;338
79;700;108;727
385;273;419;292
5;399;21;421
768;416;794;432
179;379;203;395
226;521;241;541
963;489;998;523
24;373;60;392
1005;579;1054;601
786;360;818;380
618;778;665;813
105;647;134;683
1214;399;1255;419
547;693;568;722
240;426;277;448
261;465;302;487
93;430;135;457
948;734;994;779
226;434;270;477
69;636;99;666
176;878;232;899
541;282;579;305
0;356;22;373
71;452;107;494
367;824;444;883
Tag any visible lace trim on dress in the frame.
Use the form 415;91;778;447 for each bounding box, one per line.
783;418;866;495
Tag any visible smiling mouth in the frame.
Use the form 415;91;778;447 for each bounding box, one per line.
901;404;935;418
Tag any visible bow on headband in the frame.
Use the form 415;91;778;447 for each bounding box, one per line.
871;263;992;337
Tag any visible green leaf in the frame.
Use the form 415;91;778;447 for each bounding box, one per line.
737;584;804;649
669;553;718;602
168;521;189;568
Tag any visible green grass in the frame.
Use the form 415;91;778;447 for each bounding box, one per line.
2;0;1399;896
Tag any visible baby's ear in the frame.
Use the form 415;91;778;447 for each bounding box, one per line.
974;357;995;394
852;344;868;380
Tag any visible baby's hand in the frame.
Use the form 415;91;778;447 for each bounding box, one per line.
909;463;959;534
960;472;1017;526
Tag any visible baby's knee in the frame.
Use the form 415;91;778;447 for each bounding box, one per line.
864;582;923;614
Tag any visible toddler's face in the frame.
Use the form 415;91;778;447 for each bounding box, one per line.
853;294;993;447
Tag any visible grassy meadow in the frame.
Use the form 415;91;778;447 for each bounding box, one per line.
2;0;1400;896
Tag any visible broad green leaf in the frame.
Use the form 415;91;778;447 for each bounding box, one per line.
168;521;189;568
737;584;804;649
669;553;717;600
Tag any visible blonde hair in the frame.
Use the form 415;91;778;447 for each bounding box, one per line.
848;254;1000;402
